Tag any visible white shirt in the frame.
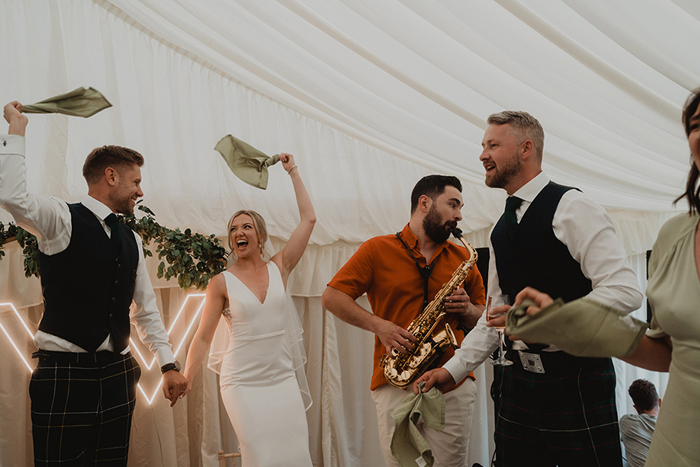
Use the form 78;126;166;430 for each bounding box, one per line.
443;172;643;382
0;134;175;367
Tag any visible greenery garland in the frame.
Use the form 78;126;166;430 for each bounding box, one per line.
0;221;39;277
0;202;228;290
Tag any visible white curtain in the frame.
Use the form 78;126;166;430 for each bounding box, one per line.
1;0;697;245
0;1;689;465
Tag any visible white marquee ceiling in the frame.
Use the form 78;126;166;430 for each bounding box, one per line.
1;0;698;251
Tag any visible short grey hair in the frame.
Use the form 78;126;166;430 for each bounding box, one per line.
487;111;544;160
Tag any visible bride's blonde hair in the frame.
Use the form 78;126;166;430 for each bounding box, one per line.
227;210;270;262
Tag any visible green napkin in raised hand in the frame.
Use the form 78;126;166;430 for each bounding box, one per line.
214;134;280;190
390;382;445;467
21;87;112;117
506;297;648;358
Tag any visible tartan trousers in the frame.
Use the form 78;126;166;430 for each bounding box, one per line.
492;353;622;467
29;351;141;466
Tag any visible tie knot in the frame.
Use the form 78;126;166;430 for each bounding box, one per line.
505;196;522;213
105;213;119;226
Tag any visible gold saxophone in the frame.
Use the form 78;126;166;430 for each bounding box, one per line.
381;227;478;389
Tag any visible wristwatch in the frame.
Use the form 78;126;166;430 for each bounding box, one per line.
160;360;181;374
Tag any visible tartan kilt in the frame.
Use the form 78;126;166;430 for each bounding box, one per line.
492;352;622;467
29;351;141;466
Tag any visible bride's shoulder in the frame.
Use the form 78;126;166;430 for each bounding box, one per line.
208;271;230;290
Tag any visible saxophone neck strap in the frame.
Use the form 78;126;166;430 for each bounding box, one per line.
395;232;437;310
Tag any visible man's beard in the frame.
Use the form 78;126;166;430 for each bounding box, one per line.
423;206;455;244
109;193;135;216
485;154;521;189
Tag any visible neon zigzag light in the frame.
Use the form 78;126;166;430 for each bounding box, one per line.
0;302;34;372
0;294;206;405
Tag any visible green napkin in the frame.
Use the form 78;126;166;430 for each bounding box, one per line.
21;87;112;117
506;298;648;358
390;383;445;467
214;134;280;189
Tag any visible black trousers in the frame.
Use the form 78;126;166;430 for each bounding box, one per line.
29;351;141;466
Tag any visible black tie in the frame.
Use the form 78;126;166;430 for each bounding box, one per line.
104;213;122;254
504;196;523;241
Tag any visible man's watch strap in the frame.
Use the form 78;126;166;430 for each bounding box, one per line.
161;361;181;374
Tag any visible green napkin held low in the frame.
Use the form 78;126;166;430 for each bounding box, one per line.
390;382;445;467
214;134;280;189
21;87;112;117
506;297;648;358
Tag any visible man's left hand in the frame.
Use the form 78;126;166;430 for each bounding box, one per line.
162;370;189;407
444;288;471;316
444;288;483;329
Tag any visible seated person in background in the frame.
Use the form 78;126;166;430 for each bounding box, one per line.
620;379;661;467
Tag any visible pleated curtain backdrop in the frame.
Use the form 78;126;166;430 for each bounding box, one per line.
0;1;687;465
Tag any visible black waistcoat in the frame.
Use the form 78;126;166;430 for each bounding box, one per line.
38;203;139;352
491;182;592;304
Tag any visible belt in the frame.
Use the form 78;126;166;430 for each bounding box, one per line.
508;348;608;375
32;350;132;365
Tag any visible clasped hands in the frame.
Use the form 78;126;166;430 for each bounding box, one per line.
162;370;189;407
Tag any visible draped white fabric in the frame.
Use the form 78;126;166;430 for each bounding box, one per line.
0;1;690;466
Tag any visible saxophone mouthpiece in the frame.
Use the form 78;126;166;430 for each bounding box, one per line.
450;226;463;239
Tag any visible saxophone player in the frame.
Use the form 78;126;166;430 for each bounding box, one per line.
322;175;486;467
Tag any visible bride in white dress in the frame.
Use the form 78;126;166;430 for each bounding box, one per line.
183;153;315;466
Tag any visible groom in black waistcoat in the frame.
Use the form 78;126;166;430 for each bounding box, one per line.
416;111;643;466
1;101;188;466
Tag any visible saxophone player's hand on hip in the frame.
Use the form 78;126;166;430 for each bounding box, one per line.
373;317;416;356
413;368;456;394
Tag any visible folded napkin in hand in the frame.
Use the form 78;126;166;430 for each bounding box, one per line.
21;87;112;117
390;382;445;467
214;134;280;189
506;297;648;358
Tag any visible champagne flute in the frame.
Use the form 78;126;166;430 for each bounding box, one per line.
486;296;513;366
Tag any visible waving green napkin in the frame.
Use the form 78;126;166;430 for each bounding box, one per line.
21;87;112;117
214;134;280;190
506;298;648;358
390;383;445;467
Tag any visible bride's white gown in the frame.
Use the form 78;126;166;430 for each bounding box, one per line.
219;262;312;466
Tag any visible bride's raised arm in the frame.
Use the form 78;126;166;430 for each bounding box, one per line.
272;153;316;284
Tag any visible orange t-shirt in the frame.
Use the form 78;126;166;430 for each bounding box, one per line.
328;224;486;390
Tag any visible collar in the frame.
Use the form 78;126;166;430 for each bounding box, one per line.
400;223;420;251
399;223;449;259
511;172;550;204
81;195;114;222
